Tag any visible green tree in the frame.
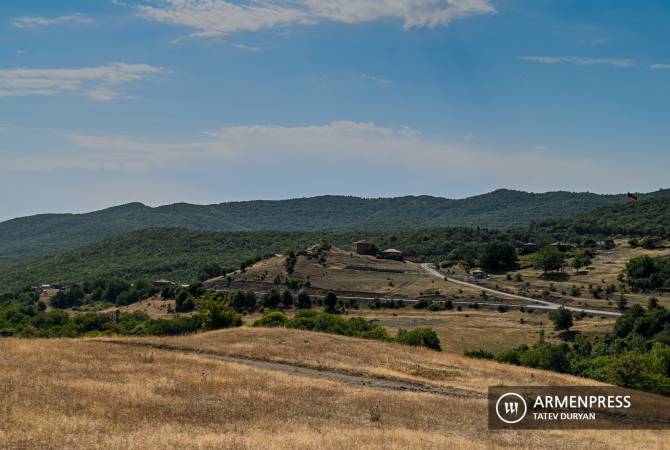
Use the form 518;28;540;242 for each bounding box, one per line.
572;251;592;273
175;290;194;312
263;289;281;309
296;290;312;309
200;301;242;330
281;290;294;308
549;307;573;332
323;292;338;312
244;291;258;313
479;241;517;272
533;246;566;274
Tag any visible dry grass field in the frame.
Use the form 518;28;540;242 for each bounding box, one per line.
1;329;668;450
99;296;177;318
1;329;669;449
360;309;614;354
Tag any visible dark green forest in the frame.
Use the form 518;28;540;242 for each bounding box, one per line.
3;189;667;259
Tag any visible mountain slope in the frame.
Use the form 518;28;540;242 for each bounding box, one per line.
531;197;670;237
2;189;669;259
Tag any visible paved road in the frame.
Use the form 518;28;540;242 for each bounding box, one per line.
420;264;622;317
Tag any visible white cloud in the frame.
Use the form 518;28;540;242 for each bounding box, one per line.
650;64;670;70
2;121;663;195
0;63;167;101
11;13;95;29
520;56;635;68
130;0;495;37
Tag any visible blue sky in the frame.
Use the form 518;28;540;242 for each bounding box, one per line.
1;0;669;220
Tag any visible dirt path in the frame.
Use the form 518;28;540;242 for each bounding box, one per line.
97;340;482;399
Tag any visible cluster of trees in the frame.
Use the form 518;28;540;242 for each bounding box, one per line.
224;289;314;313
486;300;670;396
625;256;670;291
51;278;159;309
444;240;518;271
0;287;242;338
252;309;441;351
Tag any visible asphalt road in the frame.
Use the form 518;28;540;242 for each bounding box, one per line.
420;264;622;317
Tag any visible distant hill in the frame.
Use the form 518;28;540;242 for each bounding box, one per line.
2;189;669;259
531;197;670;238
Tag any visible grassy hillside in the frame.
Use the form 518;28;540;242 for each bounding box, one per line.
3;189;668;259
531;197;670;238
5;331;661;449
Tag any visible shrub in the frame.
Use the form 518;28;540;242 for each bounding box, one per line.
253;311;288;327
396;328;442;351
464;349;494;360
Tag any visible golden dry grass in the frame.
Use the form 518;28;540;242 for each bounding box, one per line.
360;309;614;354
118;327;615;394
98;296;177;318
1;332;669;449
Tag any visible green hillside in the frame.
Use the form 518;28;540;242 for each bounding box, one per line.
531;197;670;238
0;227;522;290
3;189;668;259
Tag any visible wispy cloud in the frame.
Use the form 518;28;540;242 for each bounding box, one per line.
128;0;495;38
1;121;660;195
520;56;635;68
650;64;670;70
358;74;391;86
11;13;95;29
0;63;167;101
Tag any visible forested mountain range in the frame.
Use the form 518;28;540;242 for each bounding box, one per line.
3;188;668;259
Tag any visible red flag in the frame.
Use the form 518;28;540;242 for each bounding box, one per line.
627;192;638;202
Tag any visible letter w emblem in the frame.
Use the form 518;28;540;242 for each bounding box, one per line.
504;402;518;415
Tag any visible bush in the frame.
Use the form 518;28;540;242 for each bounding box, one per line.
253;311;288;327
175;290;195;312
200;301;242;330
296;291;312;309
396;328;442;351
464;349;494;360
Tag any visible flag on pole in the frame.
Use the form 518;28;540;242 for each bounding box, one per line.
627;192;638;202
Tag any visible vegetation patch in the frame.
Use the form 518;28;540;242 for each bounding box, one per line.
253;309;441;351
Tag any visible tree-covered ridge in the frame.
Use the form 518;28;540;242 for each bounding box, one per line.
0;227;525;290
3;189;667;259
531;197;670;239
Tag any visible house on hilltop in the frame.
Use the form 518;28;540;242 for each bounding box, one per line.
381;248;404;261
352;240;376;255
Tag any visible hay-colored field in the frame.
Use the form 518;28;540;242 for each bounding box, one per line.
208;247;483;299
99;296;177;318
1;329;668;449
241;308;614;355
360;309;614;354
